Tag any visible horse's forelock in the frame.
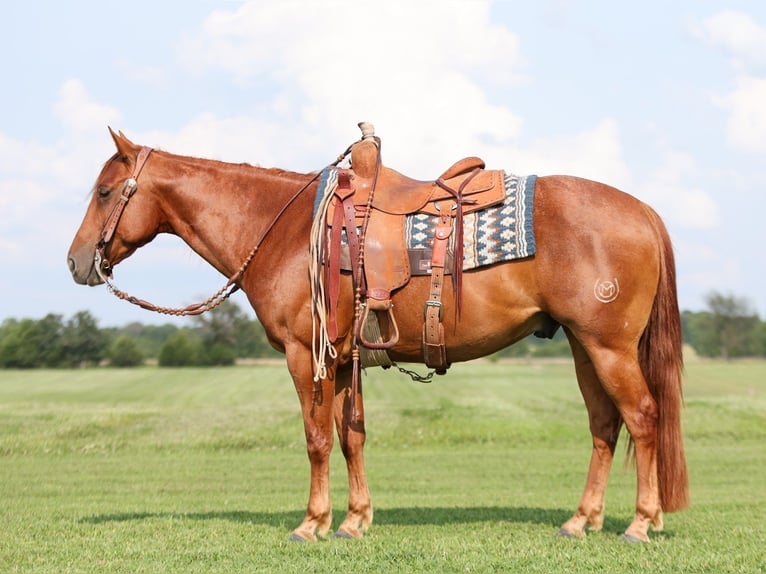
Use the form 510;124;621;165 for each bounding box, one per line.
85;153;127;199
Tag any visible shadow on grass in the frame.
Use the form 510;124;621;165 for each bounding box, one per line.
79;506;634;535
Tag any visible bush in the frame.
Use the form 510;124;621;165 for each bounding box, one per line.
60;311;109;367
107;336;145;367
199;343;236;366
158;332;199;367
0;317;66;368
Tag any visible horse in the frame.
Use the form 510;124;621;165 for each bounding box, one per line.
67;127;688;543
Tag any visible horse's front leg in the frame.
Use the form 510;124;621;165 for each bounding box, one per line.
333;364;373;539
286;345;336;542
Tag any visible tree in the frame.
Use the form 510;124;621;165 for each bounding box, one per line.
193;300;254;364
681;310;718;357
111;322;179;359
107;335;145;367
233;317;265;358
752;321;766;357
199;343;236;366
0;319;36;368
0;315;66;368
703;291;758;359
35;314;66;366
193;300;243;345
158;331;199;367
61;311;109;367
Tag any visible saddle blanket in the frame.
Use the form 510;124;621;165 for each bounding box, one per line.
314;169;537;271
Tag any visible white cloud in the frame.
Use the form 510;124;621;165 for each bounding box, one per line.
185;0;525;83
715;75;766;154
661;188;719;230
694;11;766;154
0;179;54;216
138;112;314;169
634;148;719;230
0;133;59;179
494;118;630;187
54;79;122;134
177;0;526;175
0;179;60;261
0;80;125;266
693;10;766;70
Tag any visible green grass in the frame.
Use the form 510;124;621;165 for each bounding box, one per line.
0;361;764;572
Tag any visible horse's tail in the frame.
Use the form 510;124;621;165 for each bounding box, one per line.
637;205;689;512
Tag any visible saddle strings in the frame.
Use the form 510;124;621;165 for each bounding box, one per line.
308;141;359;383
308;138;440;393
309;170;340;382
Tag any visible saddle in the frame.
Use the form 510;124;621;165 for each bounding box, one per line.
323;123;506;373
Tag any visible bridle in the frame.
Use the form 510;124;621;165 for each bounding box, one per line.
94;146;153;283
93;145;337;317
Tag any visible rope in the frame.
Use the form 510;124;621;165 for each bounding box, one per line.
309;168;339;382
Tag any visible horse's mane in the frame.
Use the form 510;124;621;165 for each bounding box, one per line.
153;148;310;179
89;147;312;201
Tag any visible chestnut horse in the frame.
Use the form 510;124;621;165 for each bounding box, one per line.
67;129;688;542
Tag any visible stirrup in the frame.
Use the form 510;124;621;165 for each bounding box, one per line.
359;302;399;349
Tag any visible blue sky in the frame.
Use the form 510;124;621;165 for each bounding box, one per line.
1;0;764;327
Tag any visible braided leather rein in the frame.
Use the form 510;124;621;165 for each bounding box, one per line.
93;146;349;317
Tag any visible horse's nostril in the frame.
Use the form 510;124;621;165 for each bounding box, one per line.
67;256;76;274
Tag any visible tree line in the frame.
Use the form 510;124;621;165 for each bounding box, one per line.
1;292;764;368
0;300;281;368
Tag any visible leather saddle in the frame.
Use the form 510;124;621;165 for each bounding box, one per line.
323;125;506;371
346;141;503;218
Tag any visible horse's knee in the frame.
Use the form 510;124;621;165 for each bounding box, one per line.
305;426;333;461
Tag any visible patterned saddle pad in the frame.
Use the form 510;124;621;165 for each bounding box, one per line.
314;170;537;272
406;172;536;270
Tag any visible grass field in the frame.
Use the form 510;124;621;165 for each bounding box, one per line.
0;360;764;573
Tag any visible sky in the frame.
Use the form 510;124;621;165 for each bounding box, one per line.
1;0;765;327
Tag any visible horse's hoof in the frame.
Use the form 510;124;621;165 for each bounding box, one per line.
621;533;648;543
288;532;308;542
333;529;355;539
556;527;578;539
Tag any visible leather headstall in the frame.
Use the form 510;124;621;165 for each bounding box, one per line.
94;146;153;281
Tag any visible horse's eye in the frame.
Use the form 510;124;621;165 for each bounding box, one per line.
97;186;112;198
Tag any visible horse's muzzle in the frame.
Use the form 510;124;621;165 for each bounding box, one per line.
67;253;105;286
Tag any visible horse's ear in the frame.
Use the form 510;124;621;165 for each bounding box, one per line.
118;130;134;143
108;126;137;158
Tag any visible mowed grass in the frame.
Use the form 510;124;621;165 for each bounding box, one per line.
0;360;764;573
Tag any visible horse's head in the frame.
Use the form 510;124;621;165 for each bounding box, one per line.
67;129;164;285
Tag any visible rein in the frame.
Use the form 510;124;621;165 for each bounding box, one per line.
94;146;340;317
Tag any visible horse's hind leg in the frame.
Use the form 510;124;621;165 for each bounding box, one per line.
582;341;664;542
559;331;623;538
333;364;373;539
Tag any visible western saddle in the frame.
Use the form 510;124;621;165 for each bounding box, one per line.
323;123;507;374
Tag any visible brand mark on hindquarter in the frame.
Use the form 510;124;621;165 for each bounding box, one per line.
594;278;620;303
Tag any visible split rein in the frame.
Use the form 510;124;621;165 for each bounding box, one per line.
94;144;353;317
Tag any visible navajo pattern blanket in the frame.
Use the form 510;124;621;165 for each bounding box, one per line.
406;172;536;269
314;169;537;270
